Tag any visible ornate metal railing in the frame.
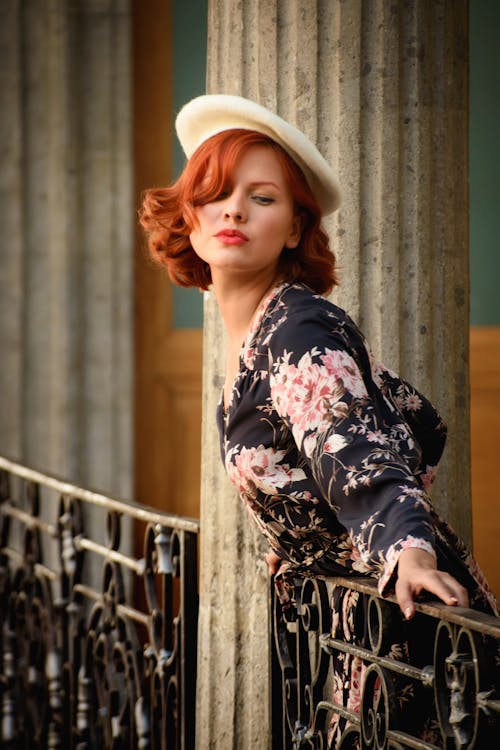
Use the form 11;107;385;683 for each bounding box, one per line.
0;456;199;749
271;574;500;749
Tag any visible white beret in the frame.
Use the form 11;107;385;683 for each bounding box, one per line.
175;94;341;216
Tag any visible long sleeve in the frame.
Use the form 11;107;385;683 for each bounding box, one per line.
220;283;496;614
266;306;441;593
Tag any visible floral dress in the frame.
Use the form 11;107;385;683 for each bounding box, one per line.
216;281;497;742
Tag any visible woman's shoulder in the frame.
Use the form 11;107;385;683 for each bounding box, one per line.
264;282;364;353
276;282;344;316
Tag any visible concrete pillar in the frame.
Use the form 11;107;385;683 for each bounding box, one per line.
199;1;469;747
0;0;133;499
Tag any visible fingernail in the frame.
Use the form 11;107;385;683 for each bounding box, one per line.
449;596;458;605
404;607;413;620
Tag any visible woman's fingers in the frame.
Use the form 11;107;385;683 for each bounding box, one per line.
428;571;468;607
395;547;469;619
395;577;416;620
396;567;469;619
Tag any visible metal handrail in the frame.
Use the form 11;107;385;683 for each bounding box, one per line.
0;456;199;531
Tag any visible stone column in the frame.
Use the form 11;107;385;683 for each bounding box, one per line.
199;1;469;747
0;0;133;499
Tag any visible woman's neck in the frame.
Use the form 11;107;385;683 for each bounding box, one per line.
211;270;279;347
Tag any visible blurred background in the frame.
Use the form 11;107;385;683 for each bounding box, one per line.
0;0;498;596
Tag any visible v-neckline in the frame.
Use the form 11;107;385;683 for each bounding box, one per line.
222;281;287;416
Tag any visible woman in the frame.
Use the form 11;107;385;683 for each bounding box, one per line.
140;94;497;740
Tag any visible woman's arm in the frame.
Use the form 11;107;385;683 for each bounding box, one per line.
267;306;466;614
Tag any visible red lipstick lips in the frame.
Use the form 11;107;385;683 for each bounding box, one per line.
215;229;249;244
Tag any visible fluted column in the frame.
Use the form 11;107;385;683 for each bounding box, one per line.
0;0;133;498
199;1;469;747
324;1;470;536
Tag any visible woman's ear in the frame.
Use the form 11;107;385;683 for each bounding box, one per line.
285;213;304;249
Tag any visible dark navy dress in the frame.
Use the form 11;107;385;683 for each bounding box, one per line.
216;281;497;742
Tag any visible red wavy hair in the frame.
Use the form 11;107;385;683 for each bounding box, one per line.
139;129;339;294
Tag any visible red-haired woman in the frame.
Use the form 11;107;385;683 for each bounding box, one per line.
140;95;497;743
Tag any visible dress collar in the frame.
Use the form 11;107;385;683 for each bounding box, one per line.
241;281;288;369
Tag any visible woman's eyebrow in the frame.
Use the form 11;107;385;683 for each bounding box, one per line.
247;180;280;189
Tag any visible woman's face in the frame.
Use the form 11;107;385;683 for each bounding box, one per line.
189;145;302;283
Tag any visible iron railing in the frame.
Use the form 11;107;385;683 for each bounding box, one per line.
271;574;500;749
0;456;199;749
3;453;499;749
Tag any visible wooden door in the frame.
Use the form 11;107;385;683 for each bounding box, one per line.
133;0;202;523
470;327;500;599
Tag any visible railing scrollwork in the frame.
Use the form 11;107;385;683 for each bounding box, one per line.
0;456;199;749
271;574;500;749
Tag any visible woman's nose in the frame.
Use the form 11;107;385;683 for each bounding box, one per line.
223;195;246;221
224;207;243;220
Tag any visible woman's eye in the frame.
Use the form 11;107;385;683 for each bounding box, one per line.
253;195;275;205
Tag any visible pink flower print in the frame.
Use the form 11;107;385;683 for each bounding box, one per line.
350;546;361;562
247;283;284;339
225;449;256;498
399;535;436;556
242;346;255;368
269;359;298;409
271;355;338;440
366;430;389;445
324;433;348;454
232;445;306;496
420;464;438;491
347;657;364;714
302;433;318;458
320;349;369;399
404;391;423;412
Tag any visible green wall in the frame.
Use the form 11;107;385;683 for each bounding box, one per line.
171;1;500;328
470;0;500;325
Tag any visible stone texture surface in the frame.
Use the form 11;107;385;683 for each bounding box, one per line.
199;1;470;747
0;0;133;499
